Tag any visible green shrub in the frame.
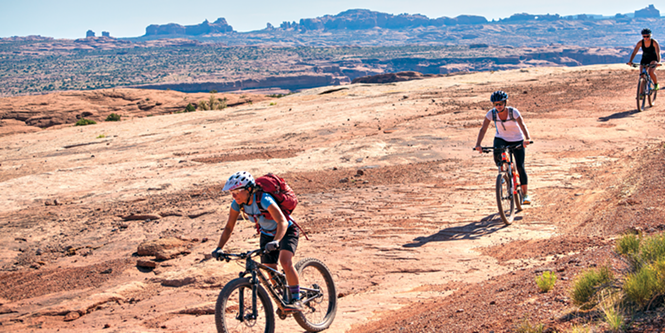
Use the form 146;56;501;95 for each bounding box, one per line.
105;113;121;121
637;234;665;268
623;258;665;308
515;318;544;333
571;265;614;306
75;118;96;126
198;100;209;110
210;89;217;93
616;233;641;256
602;304;624;332
184;103;196;112
218;97;227;110
536;271;557;293
566;325;591;333
96;134;106;139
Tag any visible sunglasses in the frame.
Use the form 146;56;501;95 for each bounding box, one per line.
494;102;505;106
230;188;245;195
643;35;651;38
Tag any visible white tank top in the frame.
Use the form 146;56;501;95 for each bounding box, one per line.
485;107;524;142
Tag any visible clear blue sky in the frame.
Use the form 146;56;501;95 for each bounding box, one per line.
0;0;656;39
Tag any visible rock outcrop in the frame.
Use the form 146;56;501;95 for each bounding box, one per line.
145;18;233;36
290;9;487;31
635;5;660;18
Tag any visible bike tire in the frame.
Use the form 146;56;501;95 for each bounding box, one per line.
515;187;523;212
293;258;338;332
653;89;658;105
637;78;647;111
496;173;515;225
215;278;275;333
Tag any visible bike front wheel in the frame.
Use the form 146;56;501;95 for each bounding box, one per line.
637;77;647;111
215;278;275;333
294;258;338;332
496;173;515;225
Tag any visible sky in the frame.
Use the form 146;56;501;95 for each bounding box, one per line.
0;0;658;39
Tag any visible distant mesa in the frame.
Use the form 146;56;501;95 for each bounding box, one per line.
145;18;234;36
86;30;95;37
102;31;110;37
352;71;443;84
634;4;660;18
279;9;487;31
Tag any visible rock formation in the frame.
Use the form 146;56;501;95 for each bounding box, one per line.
289;9;487;31
635;4;660;18
145;18;233;36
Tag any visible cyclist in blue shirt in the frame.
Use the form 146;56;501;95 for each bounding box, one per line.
212;171;302;311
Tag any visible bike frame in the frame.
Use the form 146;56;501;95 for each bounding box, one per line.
498;149;519;197
640;66;654;96
224;250;323;321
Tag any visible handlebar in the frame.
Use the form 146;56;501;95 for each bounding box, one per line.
216;248;264;262
629;63;661;68
473;141;534;153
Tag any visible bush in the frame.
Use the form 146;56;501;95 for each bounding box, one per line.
571;265;614;306
105;113;121;121
616;233;641;256
623;258;665;308
184;103;196;112
637;234;665;268
536;271;557;293
602;304;624;332
515;318;544;333
75;118;96;126
198;100;209;110
218;97;227;110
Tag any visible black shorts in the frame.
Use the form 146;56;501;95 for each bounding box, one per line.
259;225;299;264
641;54;658;65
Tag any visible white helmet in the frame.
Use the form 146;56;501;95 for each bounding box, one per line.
223;171;255;191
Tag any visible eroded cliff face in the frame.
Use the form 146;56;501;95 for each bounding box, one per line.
145;18;233;36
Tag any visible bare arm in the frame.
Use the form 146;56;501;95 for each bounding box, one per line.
266;203;289;241
655;40;661;63
216;207;241;249
475;118;491;152
628;42;641;64
517;116;531;147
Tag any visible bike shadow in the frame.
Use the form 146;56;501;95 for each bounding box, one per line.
402;213;522;248
598;109;640;122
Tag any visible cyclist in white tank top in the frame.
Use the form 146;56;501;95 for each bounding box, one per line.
475;91;533;204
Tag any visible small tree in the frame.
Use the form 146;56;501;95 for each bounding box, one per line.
75;118;96;126
184;103;196;112
198;100;209;111
105;113;121;121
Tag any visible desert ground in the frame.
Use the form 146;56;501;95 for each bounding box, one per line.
1;64;664;332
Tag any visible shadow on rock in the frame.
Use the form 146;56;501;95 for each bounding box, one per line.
598;109;640;122
402;214;512;248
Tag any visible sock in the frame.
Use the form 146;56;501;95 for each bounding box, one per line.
288;285;300;300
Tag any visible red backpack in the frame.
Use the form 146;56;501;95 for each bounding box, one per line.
254;173;298;218
253;173;308;239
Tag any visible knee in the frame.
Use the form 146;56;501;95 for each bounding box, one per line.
279;254;293;267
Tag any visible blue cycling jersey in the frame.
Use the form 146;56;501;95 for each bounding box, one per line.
231;193;292;236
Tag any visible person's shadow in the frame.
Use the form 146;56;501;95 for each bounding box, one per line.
598;109;640;122
402;213;520;248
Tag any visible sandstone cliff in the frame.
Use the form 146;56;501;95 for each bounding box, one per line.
145;18;233;36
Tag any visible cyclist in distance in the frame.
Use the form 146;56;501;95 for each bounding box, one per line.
212;171;302;311
475;90;533;204
627;28;661;90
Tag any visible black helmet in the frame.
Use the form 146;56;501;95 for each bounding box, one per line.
490;90;508;102
642;28;652;35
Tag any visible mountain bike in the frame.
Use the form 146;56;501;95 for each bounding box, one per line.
475;141;532;225
631;63;660;111
214;249;337;333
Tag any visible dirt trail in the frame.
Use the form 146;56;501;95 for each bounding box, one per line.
0;64;664;332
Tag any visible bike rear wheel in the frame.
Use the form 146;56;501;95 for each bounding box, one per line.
496;173;515;225
294;258;338;332
637;77;647;111
215;278;275;333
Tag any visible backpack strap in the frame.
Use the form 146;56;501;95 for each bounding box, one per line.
254;191;309;240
